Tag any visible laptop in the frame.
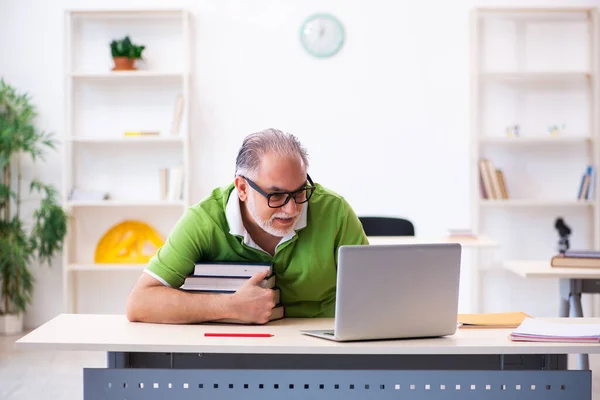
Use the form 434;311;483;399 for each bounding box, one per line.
301;243;462;342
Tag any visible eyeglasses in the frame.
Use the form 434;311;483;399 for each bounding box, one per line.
241;175;316;208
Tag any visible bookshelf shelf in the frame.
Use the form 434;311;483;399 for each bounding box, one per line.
63;9;192;314
479;136;592;144
67;200;185;208
69;71;185;80
480;199;594;207
480;71;590;81
67;263;146;272
68;8;186;17
68;136;184;144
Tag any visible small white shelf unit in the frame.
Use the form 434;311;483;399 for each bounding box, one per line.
471;7;600;265
62;8;192;313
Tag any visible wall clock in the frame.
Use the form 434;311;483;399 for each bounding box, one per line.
300;13;345;58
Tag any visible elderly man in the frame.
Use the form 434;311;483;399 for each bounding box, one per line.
126;128;368;324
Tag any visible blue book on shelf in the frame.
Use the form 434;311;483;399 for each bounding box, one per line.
577;173;586;199
586;165;596;200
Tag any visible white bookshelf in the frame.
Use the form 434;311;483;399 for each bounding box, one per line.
63;9;192;313
470;8;600;314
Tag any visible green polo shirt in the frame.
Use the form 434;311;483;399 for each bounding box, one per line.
144;182;369;317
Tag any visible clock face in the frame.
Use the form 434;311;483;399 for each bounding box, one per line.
300;13;344;58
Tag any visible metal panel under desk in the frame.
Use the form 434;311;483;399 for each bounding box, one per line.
84;368;590;400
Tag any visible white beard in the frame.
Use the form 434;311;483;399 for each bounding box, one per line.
246;192;299;237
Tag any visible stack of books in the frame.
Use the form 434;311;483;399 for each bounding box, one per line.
478;158;509;200
551;250;600;268
180;261;284;324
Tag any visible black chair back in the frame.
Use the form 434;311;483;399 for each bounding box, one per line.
358;216;415;237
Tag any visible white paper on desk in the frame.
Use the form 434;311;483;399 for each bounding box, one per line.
513;318;600;338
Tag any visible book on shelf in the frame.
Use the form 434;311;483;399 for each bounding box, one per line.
577;165;596;201
551;252;600;268
458;312;530;329
159;164;184;201
170;94;184;136
510;317;600;343
478;158;509;200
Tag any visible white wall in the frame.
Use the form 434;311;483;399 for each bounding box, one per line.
2;0;600;328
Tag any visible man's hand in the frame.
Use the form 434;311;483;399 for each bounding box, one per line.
229;269;276;324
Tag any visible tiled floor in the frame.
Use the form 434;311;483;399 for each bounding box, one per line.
2;331;600;399
0;331;104;400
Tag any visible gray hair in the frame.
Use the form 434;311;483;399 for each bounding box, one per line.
234;128;309;178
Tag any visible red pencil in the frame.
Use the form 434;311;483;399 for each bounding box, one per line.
204;332;273;337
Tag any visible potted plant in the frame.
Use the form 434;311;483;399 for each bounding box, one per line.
110;35;145;71
0;78;68;335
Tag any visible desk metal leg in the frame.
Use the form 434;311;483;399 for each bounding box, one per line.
560;279;591;370
571;294;584;318
570;293;590;371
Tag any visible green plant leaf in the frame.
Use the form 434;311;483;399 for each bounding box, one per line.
109;35;145;59
0;78;68;315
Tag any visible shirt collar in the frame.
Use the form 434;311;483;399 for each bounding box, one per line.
226;186;308;251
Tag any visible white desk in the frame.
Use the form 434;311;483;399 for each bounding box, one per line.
504;260;600;370
504;260;600;319
17;314;599;400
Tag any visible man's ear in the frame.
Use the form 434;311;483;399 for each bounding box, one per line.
234;176;249;202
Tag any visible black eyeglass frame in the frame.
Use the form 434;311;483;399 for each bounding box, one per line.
241;174;316;208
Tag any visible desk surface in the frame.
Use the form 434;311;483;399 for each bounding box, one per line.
367;235;498;248
504;260;600;279
16;314;600;355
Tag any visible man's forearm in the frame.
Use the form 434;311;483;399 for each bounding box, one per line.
126;285;236;324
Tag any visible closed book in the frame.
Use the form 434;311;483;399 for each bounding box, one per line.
551;255;600;268
193;261;273;277
180;287;281;304
564;250;600;259
510;318;600;343
458;312;530;329
210;305;285;325
181;274;276;291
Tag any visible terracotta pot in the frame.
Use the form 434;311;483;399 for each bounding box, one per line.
112;57;137;71
0;313;23;335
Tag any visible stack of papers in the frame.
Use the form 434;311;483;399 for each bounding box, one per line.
510;318;600;343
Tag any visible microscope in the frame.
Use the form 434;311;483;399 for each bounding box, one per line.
554;217;571;254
